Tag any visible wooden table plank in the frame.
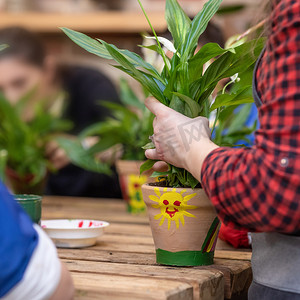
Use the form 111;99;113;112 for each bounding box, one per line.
77;234;252;261
92;233;252;261
200;259;252;299
58;248;250;299
106;223;152;236
63;259;224;300
71;272;193;300
43;196;125;210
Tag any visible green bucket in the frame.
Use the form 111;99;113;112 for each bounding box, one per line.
15;194;42;224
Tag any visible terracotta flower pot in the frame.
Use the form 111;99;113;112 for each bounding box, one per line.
116;160;154;214
5;167;47;195
142;183;220;266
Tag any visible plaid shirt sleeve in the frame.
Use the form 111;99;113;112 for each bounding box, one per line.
201;0;300;233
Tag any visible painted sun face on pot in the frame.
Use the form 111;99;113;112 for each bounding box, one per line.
149;187;197;230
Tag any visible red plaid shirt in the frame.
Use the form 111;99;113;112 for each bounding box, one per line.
201;0;300;233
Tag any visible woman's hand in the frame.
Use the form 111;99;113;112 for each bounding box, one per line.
46;140;71;170
96;144;123;164
145;97;219;182
46;136;102;170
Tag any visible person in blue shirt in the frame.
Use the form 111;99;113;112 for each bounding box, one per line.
0;181;74;299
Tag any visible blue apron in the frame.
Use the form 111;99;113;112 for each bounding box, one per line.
248;49;300;299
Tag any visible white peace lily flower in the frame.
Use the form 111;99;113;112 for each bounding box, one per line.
145;36;177;54
142;38;164;73
142;37;158;66
231;73;240;82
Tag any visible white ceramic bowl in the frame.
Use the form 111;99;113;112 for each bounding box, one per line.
41;219;109;248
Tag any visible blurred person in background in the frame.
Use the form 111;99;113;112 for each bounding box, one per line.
0;181;74;299
0;26;121;198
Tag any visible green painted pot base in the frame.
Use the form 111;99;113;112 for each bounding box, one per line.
156;248;214;266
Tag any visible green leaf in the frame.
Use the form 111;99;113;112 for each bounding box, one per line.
114;65;167;105
100;101;139;121
79;121;121;138
98;39;163;81
201;38;265;92
142;142;155;150
138;44;161;54
119;78;144;110
216;4;245;15
87;133;122;156
173;92;201;118
140;159;156;175
229;64;255;93
169;95;185;115
226;103;253;135
210;86;253;111
61;27;112;59
188;43;229;81
181;0;223;60
187;172;199;189
57;138;112;174
61;28;164;82
0;149;8;181
151;170;171;177
165;0;191;49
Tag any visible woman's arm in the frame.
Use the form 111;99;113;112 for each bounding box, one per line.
201;0;300;233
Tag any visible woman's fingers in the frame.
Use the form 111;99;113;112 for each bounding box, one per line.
145;149;160;161
153;161;169;172
51;148;70;170
145;97;171;118
45;141;59;157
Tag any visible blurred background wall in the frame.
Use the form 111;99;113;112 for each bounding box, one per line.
0;0;261;87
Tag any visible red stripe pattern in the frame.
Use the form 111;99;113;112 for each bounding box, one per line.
201;0;300;233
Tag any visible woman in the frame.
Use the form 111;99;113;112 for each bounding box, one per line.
0;26;121;198
145;0;300;298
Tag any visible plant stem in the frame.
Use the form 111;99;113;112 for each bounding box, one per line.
227;19;267;48
137;0;170;74
222;80;234;94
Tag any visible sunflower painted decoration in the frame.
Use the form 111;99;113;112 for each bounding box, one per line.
149;187;197;230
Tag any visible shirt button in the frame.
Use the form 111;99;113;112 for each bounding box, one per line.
280;158;289;167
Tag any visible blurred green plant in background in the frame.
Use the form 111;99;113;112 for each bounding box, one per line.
58;78;154;170
0;93;72;192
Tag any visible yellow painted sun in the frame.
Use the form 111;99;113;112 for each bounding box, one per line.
149;187;197;230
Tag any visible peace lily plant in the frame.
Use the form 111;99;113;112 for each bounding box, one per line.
62;0;263;266
62;0;263;189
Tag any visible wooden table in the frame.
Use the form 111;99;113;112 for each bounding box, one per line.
42;196;252;300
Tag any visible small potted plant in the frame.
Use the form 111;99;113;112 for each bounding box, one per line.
62;0;264;266
0;94;72;194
